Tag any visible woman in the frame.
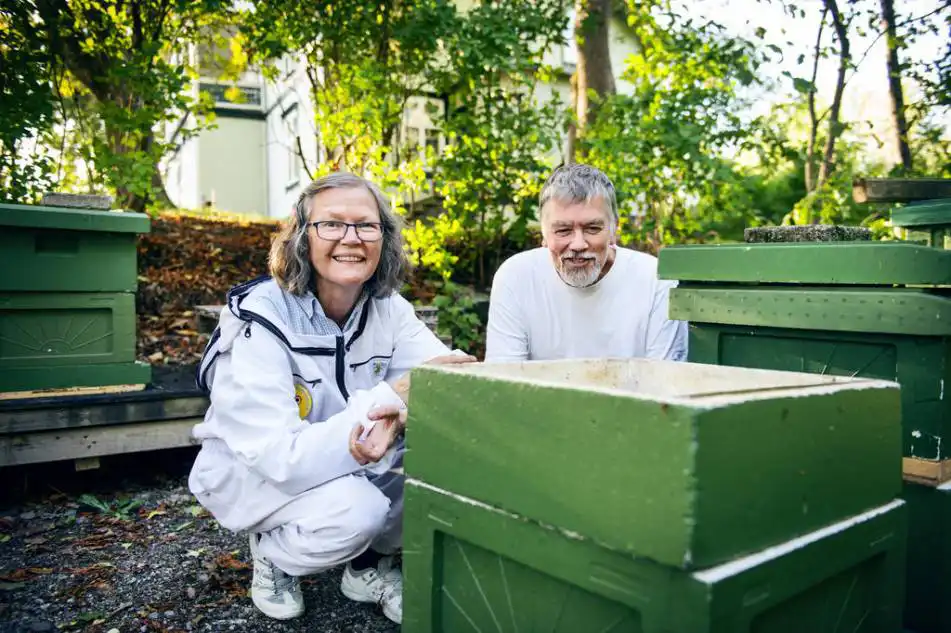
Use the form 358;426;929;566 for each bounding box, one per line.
187;172;474;625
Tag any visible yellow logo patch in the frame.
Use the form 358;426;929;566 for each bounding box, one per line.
294;382;313;419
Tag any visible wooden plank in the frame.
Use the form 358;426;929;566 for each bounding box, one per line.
853;178;951;203
0;417;201;467
0;395;208;434
902;456;951;486
0;383;146;401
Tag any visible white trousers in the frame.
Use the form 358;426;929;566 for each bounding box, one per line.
249;453;405;578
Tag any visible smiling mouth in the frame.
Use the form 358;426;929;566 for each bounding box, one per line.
333;255;365;263
563;257;594;266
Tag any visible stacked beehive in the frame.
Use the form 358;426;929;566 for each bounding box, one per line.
657;197;951;633
402;359;905;633
0;200;152;393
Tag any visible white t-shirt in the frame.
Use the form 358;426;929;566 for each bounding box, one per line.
485;246;688;362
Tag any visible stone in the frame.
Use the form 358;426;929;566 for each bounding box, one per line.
41;192;114;210
744;224;871;243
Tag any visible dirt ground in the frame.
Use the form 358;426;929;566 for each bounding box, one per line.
0;449;399;633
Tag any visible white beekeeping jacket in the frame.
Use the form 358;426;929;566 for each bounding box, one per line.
188;277;448;531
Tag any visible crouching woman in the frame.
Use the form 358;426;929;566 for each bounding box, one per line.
187;172;473;624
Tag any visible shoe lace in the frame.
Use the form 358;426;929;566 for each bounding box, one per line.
377;558;402;604
264;560;297;596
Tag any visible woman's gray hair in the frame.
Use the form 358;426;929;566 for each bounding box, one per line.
539;163;618;230
269;171;408;298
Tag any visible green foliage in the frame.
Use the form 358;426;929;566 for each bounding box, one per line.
1;0;231;211
582;0;769;248
432;281;483;356
78;493;143;521
0;4;56;203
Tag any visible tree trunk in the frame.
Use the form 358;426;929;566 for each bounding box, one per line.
879;0;912;172
816;0;850;190
572;0;615;159
805;9;827;193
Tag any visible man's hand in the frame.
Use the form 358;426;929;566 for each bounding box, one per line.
425;353;478;366
348;404;407;465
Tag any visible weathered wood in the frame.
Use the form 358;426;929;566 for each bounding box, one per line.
852;178;951;203
0;417;200;467
902;456;951;486
0;383;146;401
744;225;870;243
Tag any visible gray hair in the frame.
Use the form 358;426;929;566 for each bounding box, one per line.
268;171;408;298
539;163;618;229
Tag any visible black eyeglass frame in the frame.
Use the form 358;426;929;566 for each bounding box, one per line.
307;220;385;242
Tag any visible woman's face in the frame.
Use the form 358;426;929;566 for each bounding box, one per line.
306;186;384;294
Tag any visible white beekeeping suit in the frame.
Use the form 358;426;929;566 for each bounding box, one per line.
188;276;448;575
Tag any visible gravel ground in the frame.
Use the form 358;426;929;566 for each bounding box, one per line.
0;449;399;633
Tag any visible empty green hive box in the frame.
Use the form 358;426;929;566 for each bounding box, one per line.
0;202;150;293
657;242;951;463
402;481;906;633
405;359;902;570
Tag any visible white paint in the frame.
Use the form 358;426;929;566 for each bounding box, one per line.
408;479;591;545
692;499;904;584
912;430;923;438
408;478;521;519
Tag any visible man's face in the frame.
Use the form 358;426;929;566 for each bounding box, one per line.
541;197;616;287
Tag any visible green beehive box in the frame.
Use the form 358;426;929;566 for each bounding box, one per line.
0;202;150;293
901;480;951;633
658;242;951;465
405;359;901;569
0;293;150;391
403;480;906;633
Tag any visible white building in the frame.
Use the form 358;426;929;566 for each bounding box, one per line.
163;6;638;218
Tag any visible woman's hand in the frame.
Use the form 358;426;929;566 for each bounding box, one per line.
348;404;407;465
389;353;478;404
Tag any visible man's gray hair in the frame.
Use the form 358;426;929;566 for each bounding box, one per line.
539;163;618;229
268;171;408;298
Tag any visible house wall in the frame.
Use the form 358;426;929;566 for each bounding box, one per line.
197;114;268;214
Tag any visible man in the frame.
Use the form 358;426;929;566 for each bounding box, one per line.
485;163;688;362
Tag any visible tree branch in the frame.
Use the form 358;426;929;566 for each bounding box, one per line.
805;6;827;193
817;0;850;190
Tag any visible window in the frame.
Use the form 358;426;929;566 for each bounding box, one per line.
198;82;263;108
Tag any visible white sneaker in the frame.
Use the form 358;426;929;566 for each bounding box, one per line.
248;533;304;620
340;555;403;624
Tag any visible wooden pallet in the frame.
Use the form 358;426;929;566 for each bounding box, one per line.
903;456;951;487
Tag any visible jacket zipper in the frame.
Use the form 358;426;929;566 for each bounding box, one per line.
335;336;349;400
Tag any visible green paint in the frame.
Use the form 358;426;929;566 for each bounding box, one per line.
891;198;951;229
687;325;949;461
403;481;906;633
405;361;902;569
0;293;149;391
0;361;152;392
657;241;951;286
0;202;151;233
900;481;951;633
669;287;951;337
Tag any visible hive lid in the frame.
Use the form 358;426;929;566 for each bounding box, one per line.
658;241;951;286
0;202;151;234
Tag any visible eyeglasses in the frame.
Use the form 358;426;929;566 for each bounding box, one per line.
308;221;384;242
